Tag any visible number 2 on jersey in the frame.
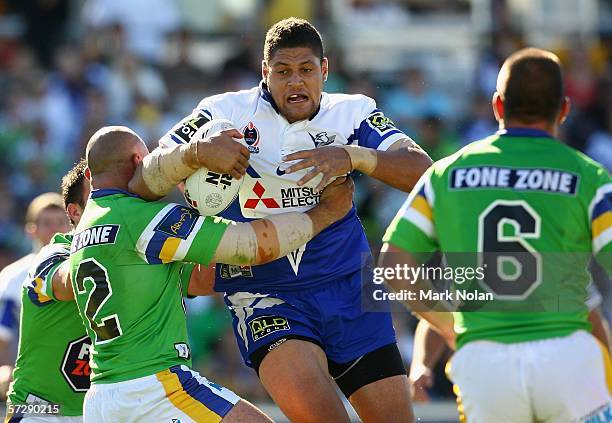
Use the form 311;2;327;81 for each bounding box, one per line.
75;258;123;343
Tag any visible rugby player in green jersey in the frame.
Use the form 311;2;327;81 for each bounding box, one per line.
71;126;354;422
5;160;90;422
381;48;612;422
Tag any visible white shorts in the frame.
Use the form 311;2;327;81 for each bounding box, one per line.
84;365;241;423
447;330;612;423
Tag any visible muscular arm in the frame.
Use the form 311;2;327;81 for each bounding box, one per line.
187;264;217;296
128;130;248;201
409;319;449;402
51;261;74;301
378;243;456;347
345;138;433;192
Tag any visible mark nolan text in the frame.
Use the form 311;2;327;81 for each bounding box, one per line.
373;289;494;302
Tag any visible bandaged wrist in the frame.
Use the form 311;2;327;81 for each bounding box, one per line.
141;143;199;196
340;145;377;174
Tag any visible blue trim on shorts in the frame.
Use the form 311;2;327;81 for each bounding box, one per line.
169;366;235;418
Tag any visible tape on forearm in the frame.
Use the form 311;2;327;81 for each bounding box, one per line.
265;212;313;259
340;145;377;175
212;212;314;265
211;221;258;265
141;143;199;196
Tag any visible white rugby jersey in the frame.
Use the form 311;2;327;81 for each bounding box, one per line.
160;82;409;292
0;254;34;342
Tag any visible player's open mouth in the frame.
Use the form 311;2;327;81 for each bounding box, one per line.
287;94;309;104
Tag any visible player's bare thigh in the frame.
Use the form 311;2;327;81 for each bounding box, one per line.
221;399;273;423
348;375;414;423
258;339;350;423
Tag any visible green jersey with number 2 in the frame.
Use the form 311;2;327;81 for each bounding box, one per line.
384;130;612;349
69;189;229;383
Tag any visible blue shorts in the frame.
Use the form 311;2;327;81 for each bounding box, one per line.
224;270;397;368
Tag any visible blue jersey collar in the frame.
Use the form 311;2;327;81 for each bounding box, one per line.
90;188;140;199
259;80;322;121
496;127;553;138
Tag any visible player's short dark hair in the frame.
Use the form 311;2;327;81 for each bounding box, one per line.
61;158;87;211
264;17;324;62
497;48;564;124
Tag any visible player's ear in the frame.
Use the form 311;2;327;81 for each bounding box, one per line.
558;96;571;125
492;92;504;123
321;57;329;82
262;60;269;83
66;203;82;226
84;167;91;181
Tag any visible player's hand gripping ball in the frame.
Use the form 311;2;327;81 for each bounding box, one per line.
184;119;245;216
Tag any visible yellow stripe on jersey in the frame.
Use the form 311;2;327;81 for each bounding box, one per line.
32;277;53;304
156;369;222;422
159;237;181;264
593;210;612;239
411;195;433;221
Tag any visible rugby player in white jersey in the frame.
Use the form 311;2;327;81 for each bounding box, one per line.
0;193;69;397
131;17;432;423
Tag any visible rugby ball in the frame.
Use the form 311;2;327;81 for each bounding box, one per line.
183;119;244;216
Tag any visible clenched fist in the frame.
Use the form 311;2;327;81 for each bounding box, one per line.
196;129;250;180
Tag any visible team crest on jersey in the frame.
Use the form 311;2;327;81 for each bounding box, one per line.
61;335;92;392
242;122;260;154
308;131;336;147
155;206;198;240
248;315;290;341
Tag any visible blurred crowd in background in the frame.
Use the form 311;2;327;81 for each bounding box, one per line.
0;0;610;403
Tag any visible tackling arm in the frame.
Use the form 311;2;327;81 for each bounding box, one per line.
212;178;353;266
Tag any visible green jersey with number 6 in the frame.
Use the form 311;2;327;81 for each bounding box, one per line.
384;129;612;349
69;189;229;383
8;233;90;416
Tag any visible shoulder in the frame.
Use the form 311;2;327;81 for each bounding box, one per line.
322;92;376;113
195;86;260;116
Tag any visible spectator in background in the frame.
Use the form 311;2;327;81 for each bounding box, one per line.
82;0;180;63
383;67;453;135
417;115;459;161
586;107;612;171
459;94;497;146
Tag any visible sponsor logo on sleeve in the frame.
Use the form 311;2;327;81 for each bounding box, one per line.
171;115;210;144
366;111;397;134
155;206;199;240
